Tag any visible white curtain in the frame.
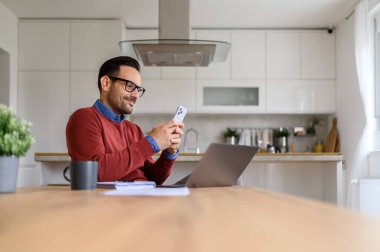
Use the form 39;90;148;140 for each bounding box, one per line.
347;0;376;208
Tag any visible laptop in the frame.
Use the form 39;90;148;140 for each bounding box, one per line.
168;143;259;188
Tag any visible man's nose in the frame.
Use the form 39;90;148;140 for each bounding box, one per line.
130;88;139;98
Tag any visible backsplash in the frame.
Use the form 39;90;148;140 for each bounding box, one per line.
131;114;329;153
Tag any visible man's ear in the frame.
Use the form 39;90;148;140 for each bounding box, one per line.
100;75;112;93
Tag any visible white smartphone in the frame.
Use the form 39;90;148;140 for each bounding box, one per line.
172;106;187;123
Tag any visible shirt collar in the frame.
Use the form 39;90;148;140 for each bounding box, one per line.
93;99;126;123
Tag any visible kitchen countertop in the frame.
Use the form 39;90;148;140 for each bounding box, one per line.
34;152;345;205
35;152;343;163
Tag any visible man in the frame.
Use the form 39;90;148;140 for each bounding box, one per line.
66;56;184;185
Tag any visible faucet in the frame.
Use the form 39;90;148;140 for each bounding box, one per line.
182;128;200;153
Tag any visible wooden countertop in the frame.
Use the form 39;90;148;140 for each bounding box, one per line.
0;186;379;252
35;152;344;163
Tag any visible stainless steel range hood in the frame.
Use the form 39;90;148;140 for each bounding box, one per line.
119;0;230;67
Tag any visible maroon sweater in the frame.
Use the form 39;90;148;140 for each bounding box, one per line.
66;107;174;184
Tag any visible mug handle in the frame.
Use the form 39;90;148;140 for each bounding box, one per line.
63;166;70;182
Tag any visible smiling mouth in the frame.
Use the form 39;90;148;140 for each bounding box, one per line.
125;98;136;107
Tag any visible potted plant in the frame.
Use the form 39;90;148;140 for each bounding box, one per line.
224;128;239;145
273;128;290;138
306;117;323;135
273;128;290;153
0;105;34;193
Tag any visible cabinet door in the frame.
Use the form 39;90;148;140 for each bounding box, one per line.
123;29;161;79
196;30;231;79
70;71;99;113
231;31;266;79
267;32;301;79
19;21;70;70
70;21;122;70
133;80;196;114
18;71;70;165
197;80;265;113
301;32;335;79
266;80;335;113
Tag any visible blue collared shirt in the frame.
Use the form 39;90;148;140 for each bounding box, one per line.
93;99;178;159
94;99;125;123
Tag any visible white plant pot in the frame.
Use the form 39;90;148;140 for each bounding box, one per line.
0;156;19;193
225;136;237;145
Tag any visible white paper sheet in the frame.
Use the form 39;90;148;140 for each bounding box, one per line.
97;181;156;189
102;187;190;196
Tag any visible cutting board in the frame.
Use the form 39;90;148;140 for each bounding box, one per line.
325;117;340;152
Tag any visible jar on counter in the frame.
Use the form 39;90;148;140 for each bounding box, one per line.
313;140;324;153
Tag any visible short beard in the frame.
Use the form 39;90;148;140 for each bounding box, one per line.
120;97;137;115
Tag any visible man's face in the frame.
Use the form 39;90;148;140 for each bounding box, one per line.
103;65;142;115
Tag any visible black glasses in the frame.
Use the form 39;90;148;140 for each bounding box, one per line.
107;76;146;97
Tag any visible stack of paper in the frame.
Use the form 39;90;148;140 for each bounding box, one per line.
97;181;156;189
98;181;190;196
102;187;190;196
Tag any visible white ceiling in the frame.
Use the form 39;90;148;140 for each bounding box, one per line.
0;0;359;29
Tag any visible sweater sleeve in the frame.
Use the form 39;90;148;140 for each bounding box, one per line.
66;108;173;183
142;154;176;185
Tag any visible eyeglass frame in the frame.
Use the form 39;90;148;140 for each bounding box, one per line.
107;76;146;97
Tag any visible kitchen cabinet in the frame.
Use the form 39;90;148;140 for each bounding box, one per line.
161;66;196;79
196;80;265;113
266;31;336;113
19;20;122;71
17;19;123;165
122;29;336;114
267;31;301;79
70;20;122;70
266;80;336;113
133;79;196;114
301;32;336;79
231;31;266;79
267;31;335;80
70;71;99;113
18;71;70;165
196;30;231;79
19;21;70;70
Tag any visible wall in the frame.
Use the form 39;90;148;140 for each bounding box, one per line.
0;48;10;105
0;2;17;108
133;114;328;153
0;4;32;185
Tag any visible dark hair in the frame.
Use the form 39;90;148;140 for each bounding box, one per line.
97;56;140;91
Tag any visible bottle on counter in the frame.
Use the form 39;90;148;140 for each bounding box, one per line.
313;140;324;153
290;142;297;153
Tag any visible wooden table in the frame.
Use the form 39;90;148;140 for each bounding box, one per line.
1;186;379;252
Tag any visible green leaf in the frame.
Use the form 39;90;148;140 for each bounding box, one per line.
0;104;34;156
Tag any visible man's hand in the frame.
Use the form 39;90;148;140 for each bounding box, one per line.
166;121;185;154
148;120;185;153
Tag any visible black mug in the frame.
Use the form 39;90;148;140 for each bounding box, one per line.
63;161;98;190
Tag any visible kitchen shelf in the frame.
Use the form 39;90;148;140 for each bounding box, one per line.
293;134;316;137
